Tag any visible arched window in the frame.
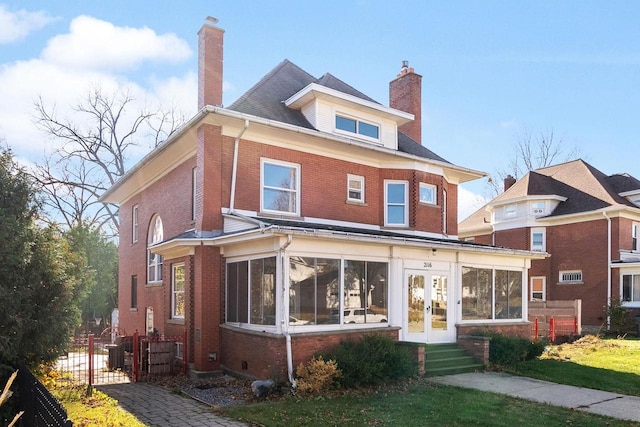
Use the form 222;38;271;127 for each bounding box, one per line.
147;215;163;283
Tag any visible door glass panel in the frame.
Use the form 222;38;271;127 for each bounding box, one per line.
431;275;447;330
408;274;425;333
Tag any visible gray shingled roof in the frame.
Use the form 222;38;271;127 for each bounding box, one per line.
460;159;640;231
227;59;449;164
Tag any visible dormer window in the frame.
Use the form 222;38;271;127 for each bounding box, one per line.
505;204;517;219
335;115;379;140
531;201;545;216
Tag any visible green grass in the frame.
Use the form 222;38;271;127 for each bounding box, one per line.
51;382;145;427
220;335;640;426
509;335;640;396
220;378;639;426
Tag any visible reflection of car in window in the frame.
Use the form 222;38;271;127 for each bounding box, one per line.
289;316;311;325
331;308;387;323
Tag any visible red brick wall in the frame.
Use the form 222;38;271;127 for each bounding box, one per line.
494;227;529;249
457;322;531;339
546;220;608;326
118;158;197;336
220;325;399;379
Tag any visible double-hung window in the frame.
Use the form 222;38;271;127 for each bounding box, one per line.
172;264;185;319
419;183;436;205
530;276;546;301
261;159;300;216
347;175;365;202
531;228;546;252
147;215;163;284
385;180;408;227
132;205;139;243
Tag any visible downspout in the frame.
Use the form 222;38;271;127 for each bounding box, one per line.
229;120;249;212
603;211;612;329
279;235;295;389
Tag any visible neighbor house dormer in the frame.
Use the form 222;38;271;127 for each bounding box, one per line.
285;82;414;150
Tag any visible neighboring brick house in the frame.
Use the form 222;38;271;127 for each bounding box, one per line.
101;17;541;380
459;159;640;330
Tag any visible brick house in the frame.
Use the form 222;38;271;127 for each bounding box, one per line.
459;159;640;330
101;17;542;380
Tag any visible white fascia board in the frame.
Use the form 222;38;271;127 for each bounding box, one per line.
619;189;640;197
285;83;414;125
488;194;567;209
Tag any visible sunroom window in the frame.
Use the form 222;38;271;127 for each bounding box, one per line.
226;257;276;325
461;266;523;320
622;274;640;303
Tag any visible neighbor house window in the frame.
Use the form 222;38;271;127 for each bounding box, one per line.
131;275;138;309
633;223;639;251
531;201;545;216
226;257;276;325
261;159;300;215
385;180;408;227
531;228;546;252
419;183;436;205
347;174;365;202
147;215;163;283
531;276;546;301
622;274;640;303
505;204;517;218
192;167;197;221
171;264;185;319
335;115;379;139
132;205;139;243
462;266;523;320
559;270;582;283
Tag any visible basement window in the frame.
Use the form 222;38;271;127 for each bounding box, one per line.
559;270;582;284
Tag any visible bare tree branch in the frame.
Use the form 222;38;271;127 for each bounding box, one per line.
31;86;185;234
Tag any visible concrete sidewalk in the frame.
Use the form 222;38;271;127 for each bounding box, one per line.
430;372;640;423
98;382;247;427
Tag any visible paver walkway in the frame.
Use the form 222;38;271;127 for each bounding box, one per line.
98;382;247;427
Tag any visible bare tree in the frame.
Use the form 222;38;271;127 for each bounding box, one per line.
487;128;581;197
32;87;184;234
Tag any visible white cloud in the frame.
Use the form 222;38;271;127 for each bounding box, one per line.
0;16;197;162
458;185;488;222
42;16;191;71
0;5;55;44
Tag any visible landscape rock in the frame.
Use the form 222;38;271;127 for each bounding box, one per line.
251;379;275;398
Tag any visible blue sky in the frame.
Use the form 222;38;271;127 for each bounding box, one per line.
1;1;640;220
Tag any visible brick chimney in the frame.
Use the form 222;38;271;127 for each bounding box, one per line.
504;175;516;192
389;60;422;144
198;17;224;109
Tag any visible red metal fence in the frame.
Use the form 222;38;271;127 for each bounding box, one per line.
531;316;578;342
56;328;187;385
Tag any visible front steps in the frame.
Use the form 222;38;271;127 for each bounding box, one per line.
424;343;484;377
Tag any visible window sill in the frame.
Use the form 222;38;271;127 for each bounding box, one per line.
418;202;439;208
346;200;368;206
146;282;164;287
168;318;185;325
557;282;583;285
130;308;138;312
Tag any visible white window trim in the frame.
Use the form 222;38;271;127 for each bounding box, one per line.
347;174;365;203
260;158;301;216
334;112;381;143
442;189;448;235
171;263;185;319
530;276;546;301
621;272;640;307
384;180;409;227
419;182;437;205
147;215;163;284
531;228;546;252
559;270;583;284
132;205;139;244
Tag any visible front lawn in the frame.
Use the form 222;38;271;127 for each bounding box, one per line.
509;335;640;396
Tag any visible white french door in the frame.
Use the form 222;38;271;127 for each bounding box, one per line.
404;269;455;343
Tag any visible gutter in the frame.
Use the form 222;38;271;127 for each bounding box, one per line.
603;211;612;329
278;235;296;389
